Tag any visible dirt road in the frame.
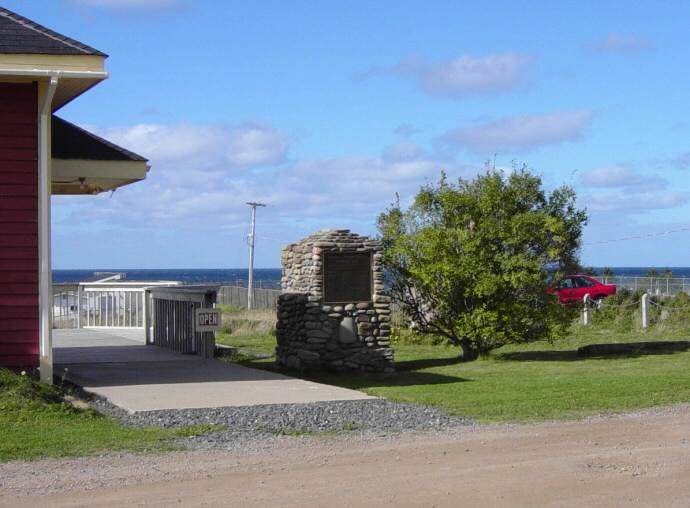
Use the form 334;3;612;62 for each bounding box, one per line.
3;406;690;507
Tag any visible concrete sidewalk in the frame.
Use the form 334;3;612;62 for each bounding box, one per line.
54;329;374;413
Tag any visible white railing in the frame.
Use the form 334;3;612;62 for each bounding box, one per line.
52;281;180;329
82;287;148;328
602;276;690;296
53;284;79;329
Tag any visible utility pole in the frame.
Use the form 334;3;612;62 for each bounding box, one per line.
246;202;266;309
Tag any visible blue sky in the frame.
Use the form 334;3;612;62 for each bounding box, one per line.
8;0;690;268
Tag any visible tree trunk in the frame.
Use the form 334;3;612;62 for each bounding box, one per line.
460;339;479;361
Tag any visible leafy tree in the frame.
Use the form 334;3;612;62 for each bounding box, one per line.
646;268;659;278
378;168;587;361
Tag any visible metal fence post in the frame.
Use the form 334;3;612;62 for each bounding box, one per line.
144;289;151;344
76;285;82;329
582;294;591;326
641;293;649;329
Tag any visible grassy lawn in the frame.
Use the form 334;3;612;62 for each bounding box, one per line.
8;305;686;461
218;305;690;423
0;369;215;462
215;304;277;363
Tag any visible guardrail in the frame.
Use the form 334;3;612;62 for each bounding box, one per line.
603;276;690;296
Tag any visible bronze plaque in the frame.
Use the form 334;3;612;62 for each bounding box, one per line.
323;253;372;303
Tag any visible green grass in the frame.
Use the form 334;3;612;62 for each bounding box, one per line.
7;305;688;461
0;303;262;463
0;370;221;462
215;304;277;365
220;306;690;423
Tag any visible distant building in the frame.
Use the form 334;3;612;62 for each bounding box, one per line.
0;7;149;381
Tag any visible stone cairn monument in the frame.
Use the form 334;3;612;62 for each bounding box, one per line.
276;230;394;373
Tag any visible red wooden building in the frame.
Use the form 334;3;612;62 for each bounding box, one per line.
0;7;149;381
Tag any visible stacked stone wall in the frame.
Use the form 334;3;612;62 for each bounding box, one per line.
276;229;394;373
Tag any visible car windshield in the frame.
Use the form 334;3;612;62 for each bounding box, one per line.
574;277;595;288
557;278;574;289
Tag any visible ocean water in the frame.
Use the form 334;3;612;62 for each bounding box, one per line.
590;267;690;277
52;268;283;288
52;266;690;288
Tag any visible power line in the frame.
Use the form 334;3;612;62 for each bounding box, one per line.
584;225;690;246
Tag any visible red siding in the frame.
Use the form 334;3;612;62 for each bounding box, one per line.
0;82;38;370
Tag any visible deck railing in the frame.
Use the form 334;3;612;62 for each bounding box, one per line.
52;281;179;329
147;286;218;358
52;283;79;329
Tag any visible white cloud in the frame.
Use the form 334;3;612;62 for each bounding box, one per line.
440;110;593;153
253;155;464;219
589;34;654;53
362;53;531;99
585;191;689;213
580;166;666;190
579;165;686;216
100;122;289;170
71;0;180;8
54;126;467;237
224;126;290;167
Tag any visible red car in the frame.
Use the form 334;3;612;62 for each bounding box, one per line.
548;275;617;305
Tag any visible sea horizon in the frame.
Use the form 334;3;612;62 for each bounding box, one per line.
53;266;690;287
52;268;284;288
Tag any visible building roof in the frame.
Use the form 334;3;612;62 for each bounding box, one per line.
0;7;106;56
52;116;147;162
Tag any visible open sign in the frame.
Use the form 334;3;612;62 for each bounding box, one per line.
194;308;222;332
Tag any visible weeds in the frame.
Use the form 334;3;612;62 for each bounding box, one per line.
217;305;275;336
590;290;690;333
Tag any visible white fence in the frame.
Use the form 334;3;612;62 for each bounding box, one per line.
603;276;690;296
216;285;281;309
52;281;179;329
581;292;690;329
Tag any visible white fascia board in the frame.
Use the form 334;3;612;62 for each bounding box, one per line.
52;159;148;180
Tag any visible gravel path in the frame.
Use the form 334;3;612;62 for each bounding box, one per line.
90;397;474;451
3;404;690;507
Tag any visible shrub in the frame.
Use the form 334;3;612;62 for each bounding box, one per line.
378;168;586;360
